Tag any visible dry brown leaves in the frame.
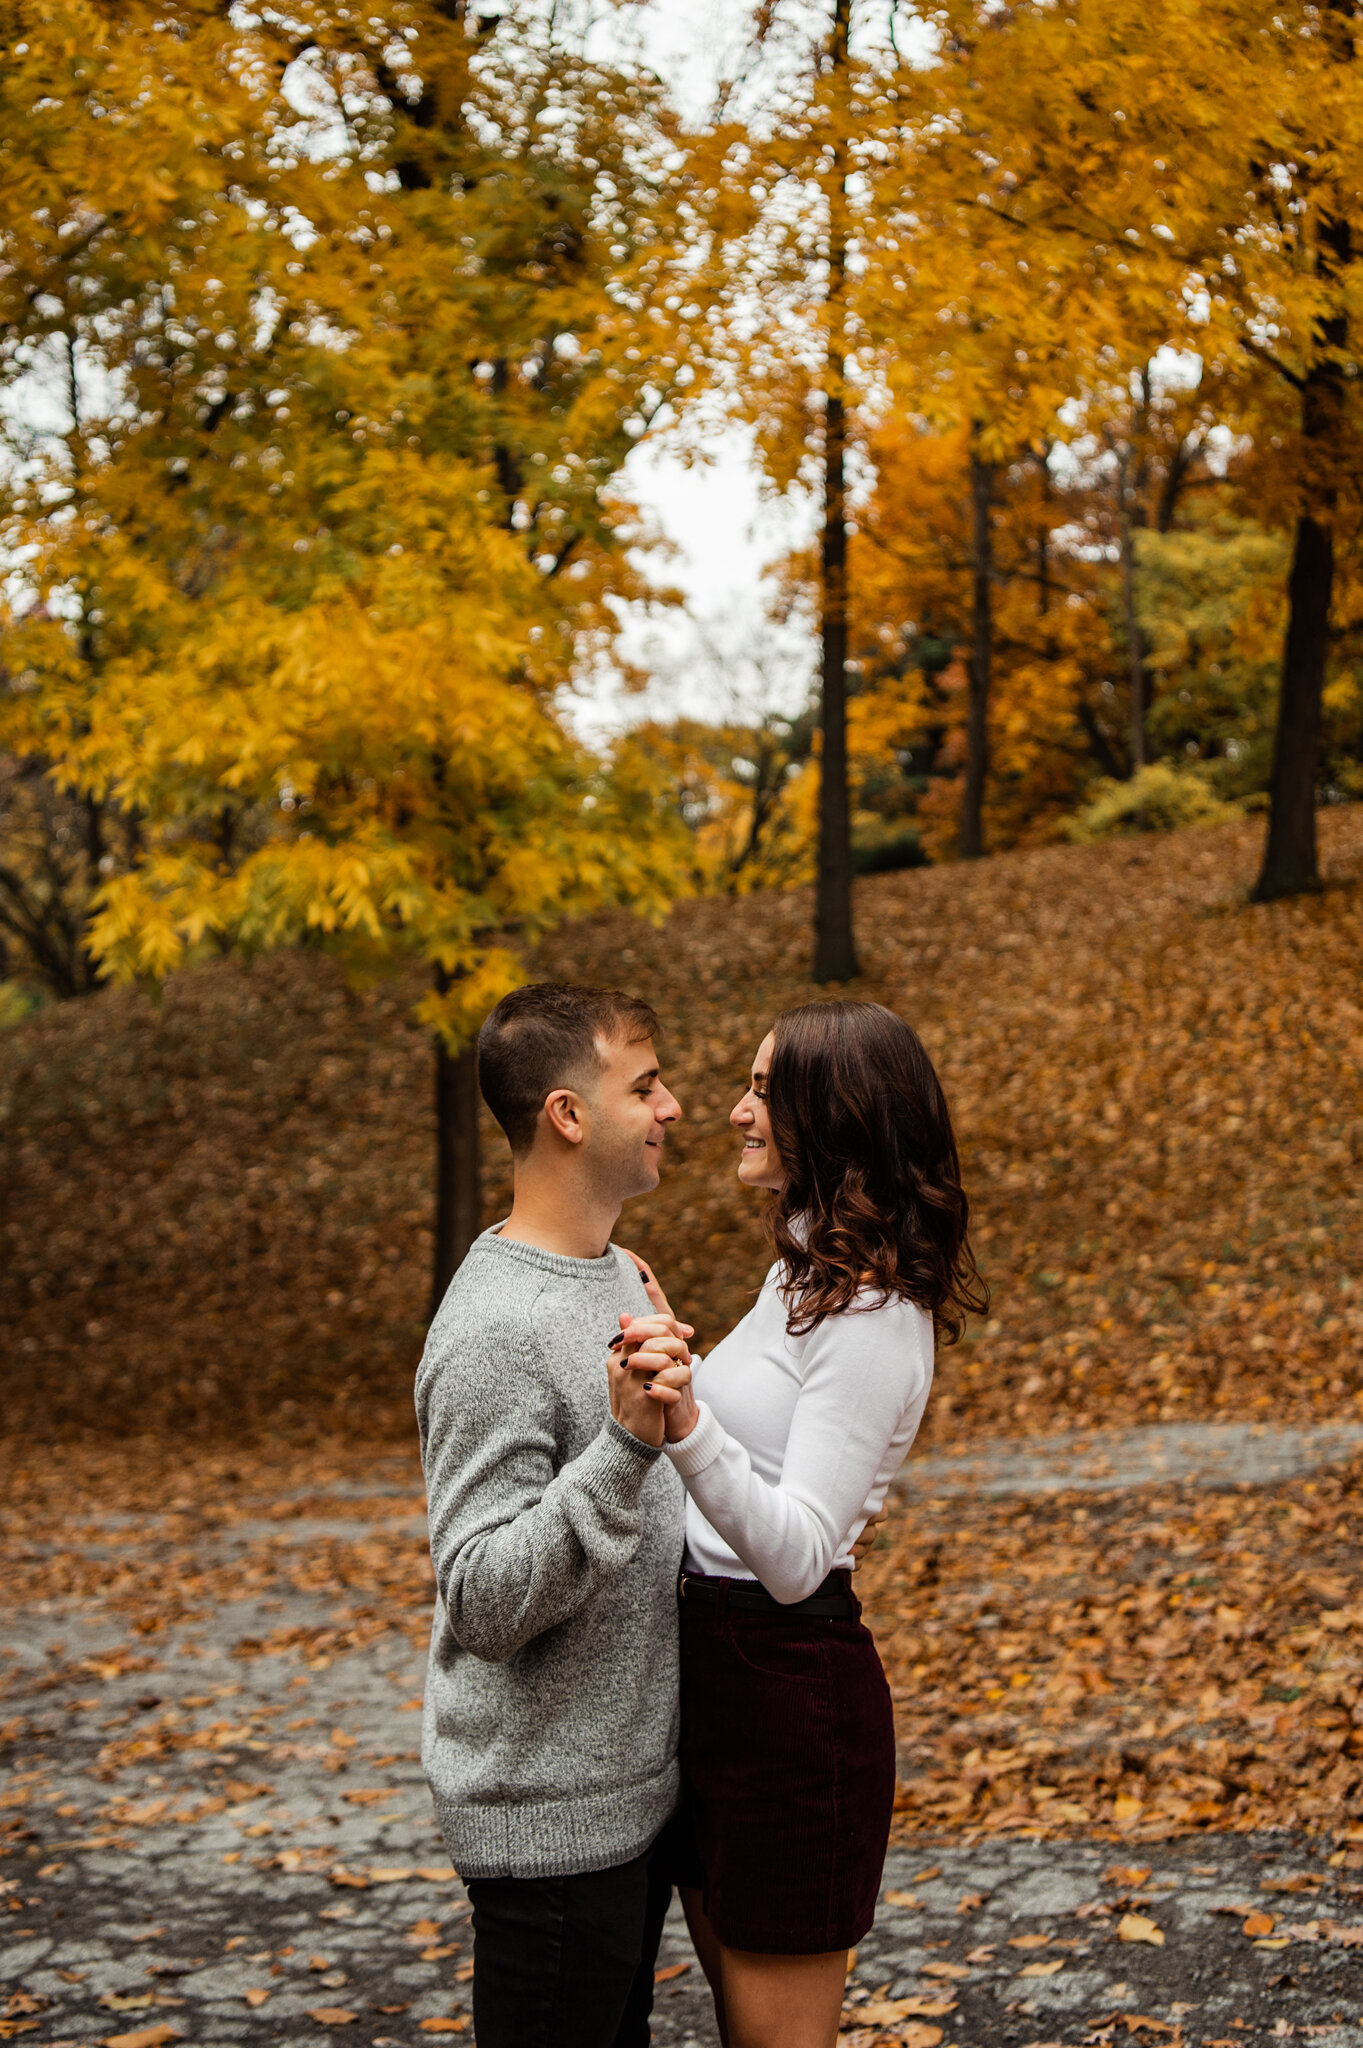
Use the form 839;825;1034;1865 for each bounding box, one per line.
858;1449;1363;1844
1;809;1361;1450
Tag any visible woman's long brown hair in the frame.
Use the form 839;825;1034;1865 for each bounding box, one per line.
766;1000;987;1340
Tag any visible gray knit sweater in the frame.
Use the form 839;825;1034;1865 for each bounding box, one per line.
416;1227;685;1881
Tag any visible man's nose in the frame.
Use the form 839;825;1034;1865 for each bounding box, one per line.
658;1088;682;1123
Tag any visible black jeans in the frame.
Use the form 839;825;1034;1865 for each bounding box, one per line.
466;1839;673;2048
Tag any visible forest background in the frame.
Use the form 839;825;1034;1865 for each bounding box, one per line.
4;0;1363;1898
4;0;1363;1392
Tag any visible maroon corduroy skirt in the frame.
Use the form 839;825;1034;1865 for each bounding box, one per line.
674;1572;895;1954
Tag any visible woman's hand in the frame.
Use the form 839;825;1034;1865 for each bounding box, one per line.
613;1310;693;1364
636;1356;700;1443
618;1246;680;1322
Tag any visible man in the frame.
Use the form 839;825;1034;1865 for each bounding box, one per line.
415;982;688;2048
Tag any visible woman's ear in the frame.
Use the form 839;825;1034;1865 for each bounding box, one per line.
543;1087;586;1144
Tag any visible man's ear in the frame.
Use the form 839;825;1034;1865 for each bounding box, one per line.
543;1087;587;1145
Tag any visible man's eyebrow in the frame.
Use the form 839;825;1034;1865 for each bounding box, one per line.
631;1064;660;1086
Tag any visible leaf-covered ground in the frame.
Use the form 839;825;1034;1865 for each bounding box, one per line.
3;809;1361;1447
859;1453;1363;1847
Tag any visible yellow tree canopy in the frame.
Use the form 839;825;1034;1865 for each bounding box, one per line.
1;0;697;1044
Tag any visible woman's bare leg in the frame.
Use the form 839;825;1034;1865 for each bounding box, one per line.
716;1944;847;2048
678;1887;729;2047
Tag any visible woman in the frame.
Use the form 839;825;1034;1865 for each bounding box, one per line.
621;1000;986;2048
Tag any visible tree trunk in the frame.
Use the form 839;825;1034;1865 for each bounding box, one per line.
1118;478;1146;774
1252;510;1332;902
813;0;858;984
959;445;994;860
429;1026;481;1321
1252;17;1348;905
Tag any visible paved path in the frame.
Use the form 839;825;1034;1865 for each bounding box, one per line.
5;1422;1363;2047
900;1420;1363;1500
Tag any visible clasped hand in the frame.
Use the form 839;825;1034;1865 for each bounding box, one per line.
606;1310;700;1448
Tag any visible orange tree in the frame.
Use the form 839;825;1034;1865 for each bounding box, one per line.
920;0;1363;899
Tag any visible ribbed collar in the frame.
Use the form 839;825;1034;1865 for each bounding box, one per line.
478;1223;622;1282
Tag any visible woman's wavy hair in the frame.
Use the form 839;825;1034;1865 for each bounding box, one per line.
766;1000;987;1341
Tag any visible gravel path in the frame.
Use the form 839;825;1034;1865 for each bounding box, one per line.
4;1422;1363;2047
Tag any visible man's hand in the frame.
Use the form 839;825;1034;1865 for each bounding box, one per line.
608;1346;668;1448
850;1509;888;1569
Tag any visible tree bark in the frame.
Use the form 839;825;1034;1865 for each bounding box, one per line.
1252;4;1349;903
813;0;858;983
1252;510;1332;901
429;1020;481;1320
1117;454;1147;774
959;444;994;860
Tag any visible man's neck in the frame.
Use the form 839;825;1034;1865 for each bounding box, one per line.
498;1169;621;1261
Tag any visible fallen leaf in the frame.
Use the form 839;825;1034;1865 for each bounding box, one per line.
100;2030;182;2048
329;1870;370;1889
367;1867;414;1884
1329;1925;1363;1946
421;1944;460;1961
1118;2019;1177;2038
307;2010;358;2026
407;1920;443;1940
1118;1914;1165;1947
901;2027;944;2048
244;1990;269;2008
653;1963;690;1983
852;2000;913;2025
341;1789;400;1805
1103;1866;1153;1889
1009;1933;1052;1949
417;2022;469;2035
1241;1913;1275;1938
956;1891;986;1912
884;1890;923;1908
919;1960;972;1980
909;1865;943;1883
1019;1958;1066;1978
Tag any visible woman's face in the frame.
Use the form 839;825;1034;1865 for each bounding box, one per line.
731;1030;785;1191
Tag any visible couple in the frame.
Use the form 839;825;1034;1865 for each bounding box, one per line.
415;982;984;2048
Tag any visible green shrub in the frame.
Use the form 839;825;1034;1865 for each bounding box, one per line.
1065;763;1247;843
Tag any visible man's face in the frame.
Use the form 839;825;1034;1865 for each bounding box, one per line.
579;1034;682;1202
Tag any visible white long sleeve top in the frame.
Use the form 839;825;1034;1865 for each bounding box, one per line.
662;1260;934;1604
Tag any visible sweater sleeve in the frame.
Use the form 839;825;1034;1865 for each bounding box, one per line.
663;1299;931;1603
417;1311;659;1664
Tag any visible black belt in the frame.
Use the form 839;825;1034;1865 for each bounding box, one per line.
678;1571;856;1620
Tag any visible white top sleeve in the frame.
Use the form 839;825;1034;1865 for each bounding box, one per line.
662;1294;932;1604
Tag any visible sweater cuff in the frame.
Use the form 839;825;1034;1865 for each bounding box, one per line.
571;1418;661;1512
661;1401;724;1480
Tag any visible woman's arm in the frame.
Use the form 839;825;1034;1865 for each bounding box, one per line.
654;1301;932;1603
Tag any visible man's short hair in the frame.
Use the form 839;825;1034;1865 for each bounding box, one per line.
477;983;660;1156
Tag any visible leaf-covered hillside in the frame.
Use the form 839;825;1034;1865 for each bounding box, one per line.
3;810;1361;1445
